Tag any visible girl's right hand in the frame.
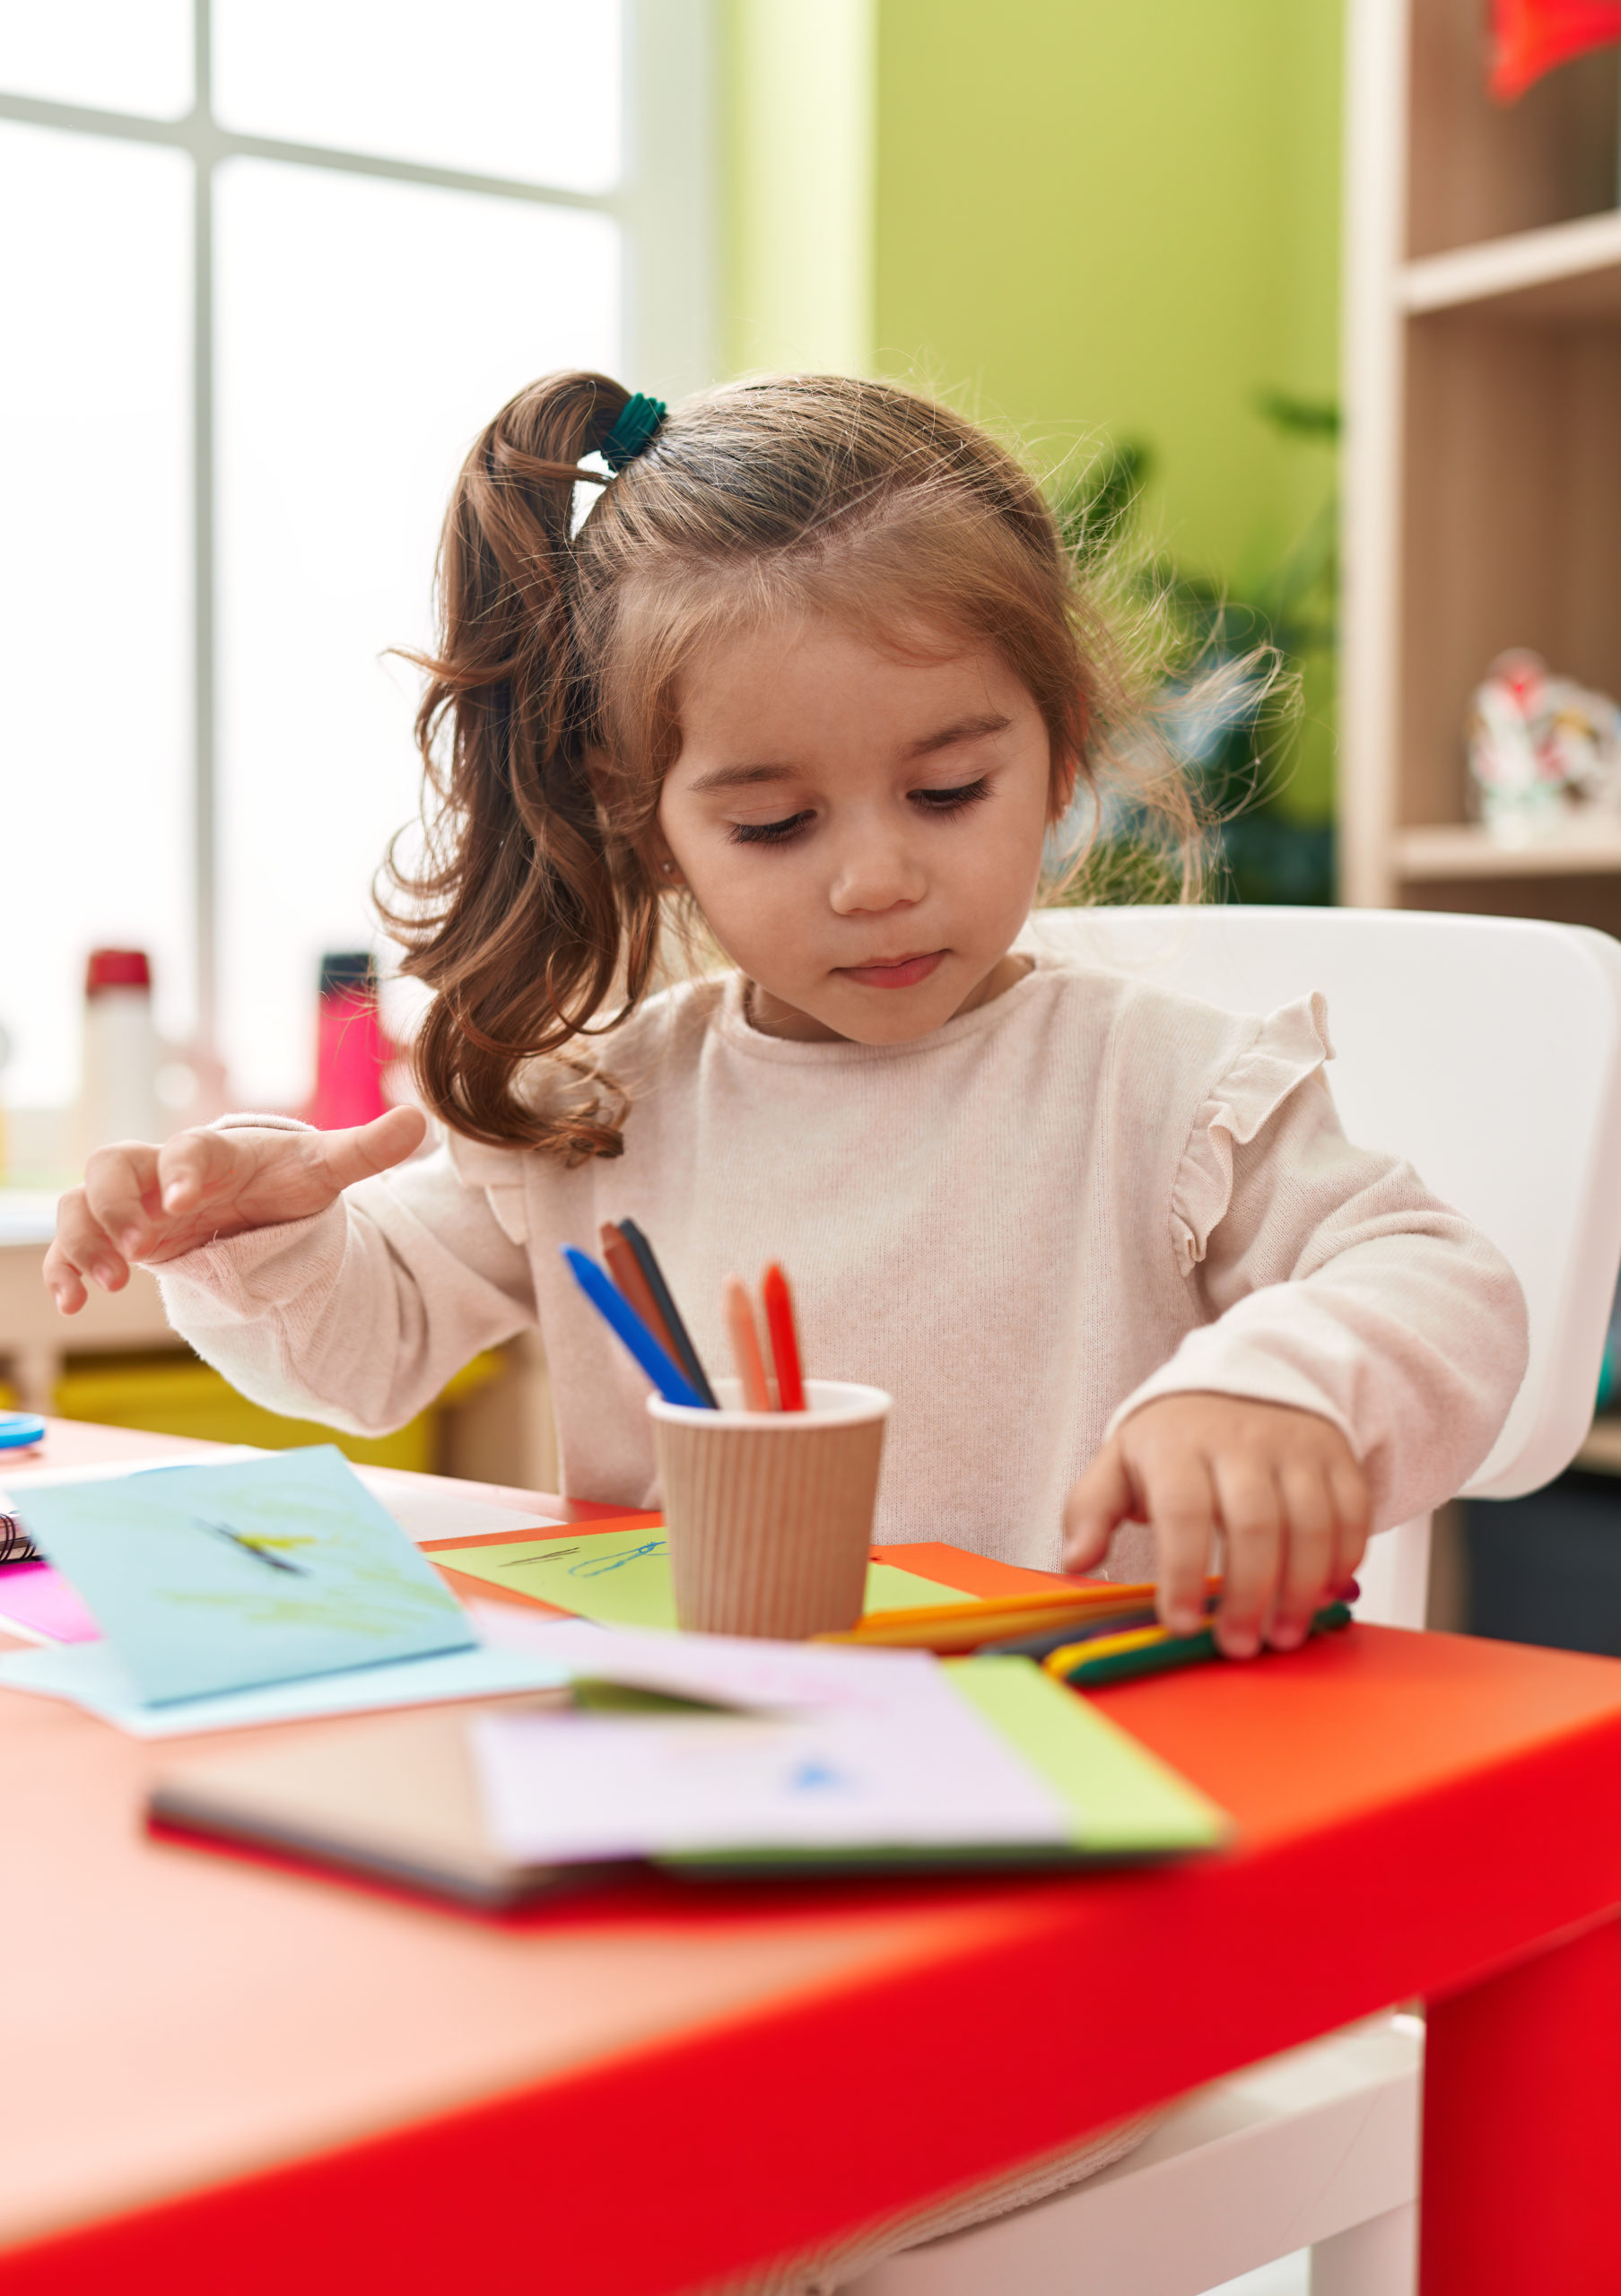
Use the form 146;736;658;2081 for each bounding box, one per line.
44;1105;428;1315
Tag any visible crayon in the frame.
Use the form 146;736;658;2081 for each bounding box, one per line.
762;1263;806;1411
723;1274;773;1410
561;1245;709;1410
617;1220;719;1408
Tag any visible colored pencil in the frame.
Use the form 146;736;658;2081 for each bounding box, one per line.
761;1263;806;1411
617;1219;719;1408
974;1605;1167;1658
600;1222;681;1360
824;1578;1223;1654
722;1274;773;1410
1044;1600;1355;1690
560;1245;709;1410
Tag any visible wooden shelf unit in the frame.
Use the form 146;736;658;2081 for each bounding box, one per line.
1341;1;1621;919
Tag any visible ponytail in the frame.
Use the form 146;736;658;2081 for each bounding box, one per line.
382;372;659;1162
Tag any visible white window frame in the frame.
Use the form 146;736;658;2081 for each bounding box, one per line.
0;0;715;1065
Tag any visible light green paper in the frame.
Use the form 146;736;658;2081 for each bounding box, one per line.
944;1657;1229;1854
434;1527;978;1632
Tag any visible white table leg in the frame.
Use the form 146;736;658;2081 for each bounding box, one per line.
1310;2201;1416;2296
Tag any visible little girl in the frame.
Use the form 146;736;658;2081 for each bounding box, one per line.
47;370;1526;2283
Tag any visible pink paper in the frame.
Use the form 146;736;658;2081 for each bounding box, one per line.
0;1562;101;1645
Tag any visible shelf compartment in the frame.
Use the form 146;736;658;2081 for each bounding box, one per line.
1399;309;1621;840
1408;0;1619;259
1395;821;1621;881
1402;209;1621;321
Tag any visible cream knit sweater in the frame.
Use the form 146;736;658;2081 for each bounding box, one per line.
156;953;1529;1580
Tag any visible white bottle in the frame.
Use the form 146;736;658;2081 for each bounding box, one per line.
77;948;163;1164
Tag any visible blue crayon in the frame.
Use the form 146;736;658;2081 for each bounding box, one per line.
560;1245;710;1410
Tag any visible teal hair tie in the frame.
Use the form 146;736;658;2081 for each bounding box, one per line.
599;392;667;473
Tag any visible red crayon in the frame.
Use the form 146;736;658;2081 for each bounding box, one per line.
761;1264;806;1412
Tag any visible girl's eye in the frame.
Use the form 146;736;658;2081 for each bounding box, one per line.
729;809;815;847
911;778;991;815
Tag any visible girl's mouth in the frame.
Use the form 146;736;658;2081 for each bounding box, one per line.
836;951;946;990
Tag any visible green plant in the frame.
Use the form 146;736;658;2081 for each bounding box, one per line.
1050;394;1339;906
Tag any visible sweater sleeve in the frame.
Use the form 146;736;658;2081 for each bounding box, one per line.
1103;998;1529;1528
154;1118;537;1437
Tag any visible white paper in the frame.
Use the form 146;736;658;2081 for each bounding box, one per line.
357;1483;563;1547
473;1660;1070;1862
1;1446;266;1502
470;1608;950;1719
0;1637;565;1737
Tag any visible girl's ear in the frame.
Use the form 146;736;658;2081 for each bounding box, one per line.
583;743;688;890
637;807;687;891
1048;744;1082;825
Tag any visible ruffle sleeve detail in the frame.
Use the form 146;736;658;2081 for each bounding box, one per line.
1169;992;1335;1272
445;1130;530;1247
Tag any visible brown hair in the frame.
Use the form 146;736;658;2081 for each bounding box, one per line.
383;370;1198;1161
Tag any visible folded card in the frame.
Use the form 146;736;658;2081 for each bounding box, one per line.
17;1446;475;1705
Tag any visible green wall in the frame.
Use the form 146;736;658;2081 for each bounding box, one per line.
727;0;1340;583
724;0;1343;816
873;2;1342;590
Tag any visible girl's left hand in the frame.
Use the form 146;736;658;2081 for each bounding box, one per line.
1061;1395;1372;1658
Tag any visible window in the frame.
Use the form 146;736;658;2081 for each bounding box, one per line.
1;0;713;1119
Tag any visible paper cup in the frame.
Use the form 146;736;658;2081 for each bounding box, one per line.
648;1378;892;1639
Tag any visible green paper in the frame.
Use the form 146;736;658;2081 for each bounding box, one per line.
434;1527;979;1632
945;1657;1228;1854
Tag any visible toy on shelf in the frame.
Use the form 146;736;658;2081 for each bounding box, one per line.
1466;650;1621;842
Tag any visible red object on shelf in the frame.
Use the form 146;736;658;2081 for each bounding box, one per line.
1489;0;1621;99
83;948;152;994
307;952;397;1132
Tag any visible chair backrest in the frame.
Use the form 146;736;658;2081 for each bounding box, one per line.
1030;905;1621;1498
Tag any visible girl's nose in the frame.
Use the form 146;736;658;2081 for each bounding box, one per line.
827;825;928;917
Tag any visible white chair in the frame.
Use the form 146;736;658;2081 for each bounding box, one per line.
847;904;1621;2296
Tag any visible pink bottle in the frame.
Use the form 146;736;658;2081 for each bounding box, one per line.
308;952;397;1132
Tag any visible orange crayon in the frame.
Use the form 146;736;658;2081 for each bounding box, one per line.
723;1274;773;1411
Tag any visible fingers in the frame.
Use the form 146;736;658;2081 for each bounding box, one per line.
45;1185;130;1310
314;1106;428;1194
43;1224;89;1312
1096;1397;1371;1665
1329;1457;1373;1593
82;1142;163;1258
1268;1460;1337;1650
154;1126;252;1216
1140;1456;1218;1636
1061;1441;1135;1574
1209;1453;1283;1658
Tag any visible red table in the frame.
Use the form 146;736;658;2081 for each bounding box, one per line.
4;1422;1621;2295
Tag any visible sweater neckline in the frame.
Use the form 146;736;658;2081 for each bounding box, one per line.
712;950;1056;1065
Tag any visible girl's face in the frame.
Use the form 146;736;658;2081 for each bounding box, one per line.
656;613;1057;1044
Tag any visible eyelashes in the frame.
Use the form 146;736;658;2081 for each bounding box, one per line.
728;778;993;848
731;809;815;847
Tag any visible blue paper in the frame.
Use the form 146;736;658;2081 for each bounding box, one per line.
0;1638;566;1737
16;1446;475;1705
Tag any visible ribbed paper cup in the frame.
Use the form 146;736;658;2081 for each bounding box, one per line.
648;1378;891;1639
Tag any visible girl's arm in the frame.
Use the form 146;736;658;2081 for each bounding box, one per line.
67;1117;538;1439
1066;1026;1529;1654
1127;1064;1529;1514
